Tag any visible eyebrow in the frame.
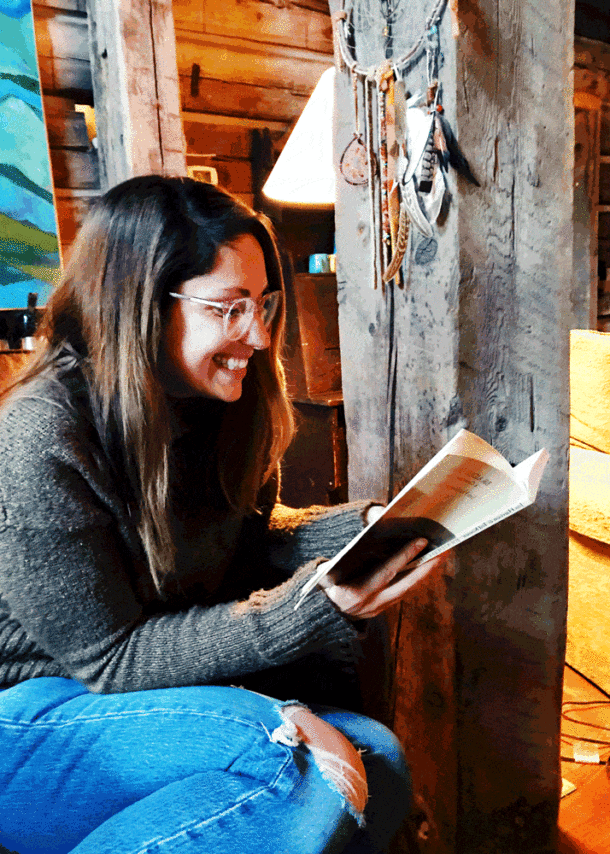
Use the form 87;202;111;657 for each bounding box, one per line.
191;285;270;300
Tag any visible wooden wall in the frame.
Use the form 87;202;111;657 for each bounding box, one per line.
33;0;334;258
33;0;97;261
174;0;333;209
573;36;610;329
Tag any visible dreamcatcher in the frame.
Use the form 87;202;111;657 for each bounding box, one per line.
332;0;479;289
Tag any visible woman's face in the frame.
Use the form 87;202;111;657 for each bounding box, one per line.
160;233;272;401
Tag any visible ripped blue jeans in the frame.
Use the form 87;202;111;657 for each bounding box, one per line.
0;678;411;854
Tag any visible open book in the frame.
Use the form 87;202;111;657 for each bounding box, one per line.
297;429;549;606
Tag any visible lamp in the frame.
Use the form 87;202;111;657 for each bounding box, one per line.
262;66;335;205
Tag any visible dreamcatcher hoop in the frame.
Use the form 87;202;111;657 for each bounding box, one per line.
333;0;448;78
332;0;454;290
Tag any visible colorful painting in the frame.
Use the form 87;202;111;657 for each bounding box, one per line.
0;0;60;308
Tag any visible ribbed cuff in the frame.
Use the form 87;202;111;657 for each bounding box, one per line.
244;559;358;669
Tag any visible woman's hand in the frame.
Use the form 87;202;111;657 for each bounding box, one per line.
317;538;449;620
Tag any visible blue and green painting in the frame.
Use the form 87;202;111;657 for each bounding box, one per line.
0;0;60;308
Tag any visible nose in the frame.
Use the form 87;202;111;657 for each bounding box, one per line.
242;311;271;350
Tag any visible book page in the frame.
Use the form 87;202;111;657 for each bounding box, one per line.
296;431;549;607
326;453;526;583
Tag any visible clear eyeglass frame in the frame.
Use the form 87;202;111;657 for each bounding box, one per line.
168;290;281;341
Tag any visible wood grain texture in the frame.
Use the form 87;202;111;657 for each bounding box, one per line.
53;188;99;244
331;0;574;850
50;147;98;189
452;0;573;850
172;0;333;53
37;54;91;95
34;0;86;11
573;106;599;328
180;77;310;125
175;32;332;95
32;4;91;95
33;4;88;62
85;0;186;188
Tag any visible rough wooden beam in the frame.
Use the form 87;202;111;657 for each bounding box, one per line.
330;0;575;850
85;0;186;189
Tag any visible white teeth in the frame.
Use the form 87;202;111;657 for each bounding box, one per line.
215;357;248;370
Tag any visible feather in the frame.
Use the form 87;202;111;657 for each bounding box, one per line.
402;175;433;238
433;112;450;171
404;110;434;184
437;113;480;186
383;204;410;283
422;165;447;223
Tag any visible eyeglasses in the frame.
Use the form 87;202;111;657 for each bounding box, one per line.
169;290;281;341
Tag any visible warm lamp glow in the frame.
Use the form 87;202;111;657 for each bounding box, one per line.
262;67;335;205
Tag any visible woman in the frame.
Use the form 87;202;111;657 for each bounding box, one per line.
0;176;444;854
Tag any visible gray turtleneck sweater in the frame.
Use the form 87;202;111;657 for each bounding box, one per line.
0;364;369;696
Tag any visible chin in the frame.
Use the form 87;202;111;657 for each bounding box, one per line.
207;382;244;402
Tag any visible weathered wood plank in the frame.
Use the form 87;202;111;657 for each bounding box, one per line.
86;0;186;188
184;121;254;159
574;34;610;71
54;188;99;244
602;106;610;155
32;4;88;61
32;5;91;93
573;107;598;328
37;55;92;95
45;107;90;149
291;273;341;398
574;66;610;103
180;77;309;125
50;147;99;189
331;0;573;850
34;0;87;11
185;125;250;160
183;111;288;135
172;0;333;53
175;32;332;95
449;0;572;850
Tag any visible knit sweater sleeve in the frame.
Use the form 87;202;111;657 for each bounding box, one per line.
0;388;359;694
266;501;375;577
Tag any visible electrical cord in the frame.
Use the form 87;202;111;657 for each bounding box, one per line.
560;698;610;763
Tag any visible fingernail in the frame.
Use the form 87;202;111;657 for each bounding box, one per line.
415;538;428;549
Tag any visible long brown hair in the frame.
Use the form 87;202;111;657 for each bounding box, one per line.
2;176;295;591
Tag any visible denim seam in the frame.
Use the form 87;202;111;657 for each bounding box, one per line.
0;709;276;731
123;749;296;854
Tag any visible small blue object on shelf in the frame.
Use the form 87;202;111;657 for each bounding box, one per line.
308;254;330;274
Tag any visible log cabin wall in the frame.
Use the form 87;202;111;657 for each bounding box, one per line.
32;0;335;258
573;36;610;329
32;0;97;262
173;0;333;210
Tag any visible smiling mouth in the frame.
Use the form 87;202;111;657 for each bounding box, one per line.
213;356;249;371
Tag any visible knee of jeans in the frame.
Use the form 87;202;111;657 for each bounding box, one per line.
270;704;368;825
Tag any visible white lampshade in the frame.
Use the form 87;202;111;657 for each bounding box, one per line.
262;66;335;205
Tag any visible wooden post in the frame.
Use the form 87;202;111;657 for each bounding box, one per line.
85;0;186;189
330;0;575;851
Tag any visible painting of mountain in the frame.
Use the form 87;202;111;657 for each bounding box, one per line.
0;0;60;308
